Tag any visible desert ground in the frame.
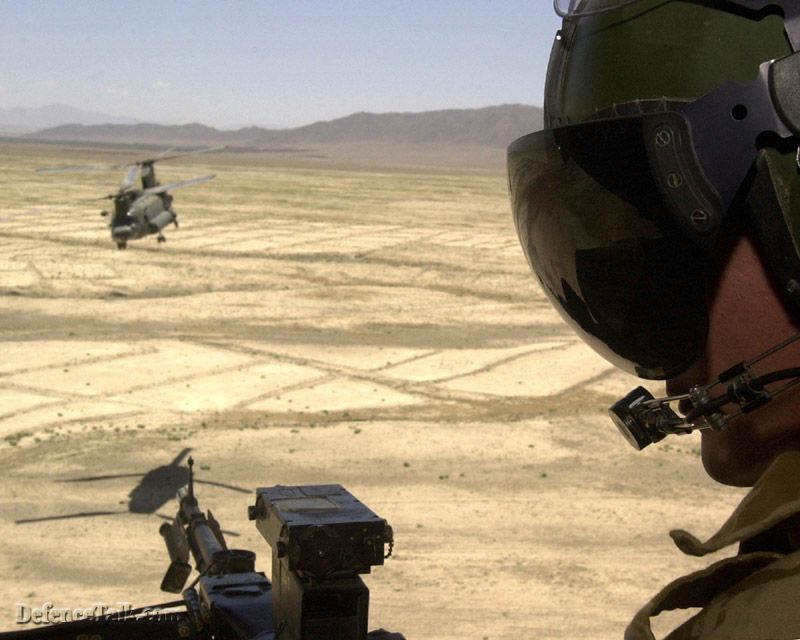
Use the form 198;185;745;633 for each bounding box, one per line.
0;142;747;639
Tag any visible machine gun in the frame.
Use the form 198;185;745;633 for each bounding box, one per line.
1;458;404;640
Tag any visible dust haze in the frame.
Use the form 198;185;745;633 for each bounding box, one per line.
0;142;745;639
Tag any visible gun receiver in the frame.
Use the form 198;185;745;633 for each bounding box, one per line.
158;458;399;640
249;485;394;640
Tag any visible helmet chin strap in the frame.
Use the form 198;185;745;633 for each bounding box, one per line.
609;332;800;450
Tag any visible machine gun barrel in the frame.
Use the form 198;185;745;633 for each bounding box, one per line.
159;458;273;639
175;484;225;573
160;458;258;593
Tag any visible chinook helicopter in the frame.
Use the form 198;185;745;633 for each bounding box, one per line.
38;147;220;249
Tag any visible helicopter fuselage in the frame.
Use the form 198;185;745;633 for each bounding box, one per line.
110;192;176;249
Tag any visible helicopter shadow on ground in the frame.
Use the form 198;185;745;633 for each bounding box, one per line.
15;447;248;535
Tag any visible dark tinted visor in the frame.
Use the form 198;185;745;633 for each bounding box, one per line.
508;116;711;379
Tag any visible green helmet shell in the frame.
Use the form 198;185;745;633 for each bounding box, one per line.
546;1;791;127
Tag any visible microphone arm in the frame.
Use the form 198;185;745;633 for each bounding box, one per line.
609;332;800;450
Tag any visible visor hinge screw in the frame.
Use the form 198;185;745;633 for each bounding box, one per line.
655;128;673;147
667;172;684;189
691;209;709;226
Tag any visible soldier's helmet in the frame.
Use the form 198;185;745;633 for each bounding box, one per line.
508;0;800;379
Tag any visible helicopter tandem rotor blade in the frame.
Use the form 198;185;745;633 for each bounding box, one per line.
120;164;140;191
144;145;227;164
37;146;226;174
36;163;117;174
141;174;216;196
156;147;177;159
79;191;127;202
113;146;227;169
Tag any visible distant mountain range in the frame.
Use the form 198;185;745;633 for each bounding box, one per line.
7;104;544;172
23;104;541;147
0;103;139;134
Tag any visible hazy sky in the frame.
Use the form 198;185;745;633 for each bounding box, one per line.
0;1;562;129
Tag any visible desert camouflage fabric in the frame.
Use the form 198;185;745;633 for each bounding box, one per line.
626;451;800;640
